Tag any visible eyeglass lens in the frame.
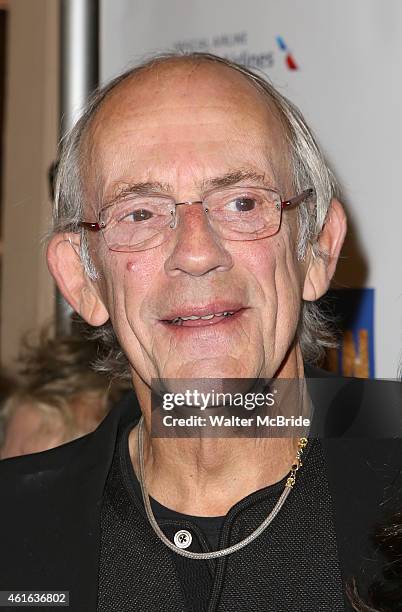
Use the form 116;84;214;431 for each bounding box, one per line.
100;187;283;252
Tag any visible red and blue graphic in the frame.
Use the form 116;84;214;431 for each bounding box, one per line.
276;36;298;70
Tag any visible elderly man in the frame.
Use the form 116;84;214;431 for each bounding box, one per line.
0;53;400;612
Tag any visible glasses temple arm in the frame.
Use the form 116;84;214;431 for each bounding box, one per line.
282;188;315;209
78;221;103;232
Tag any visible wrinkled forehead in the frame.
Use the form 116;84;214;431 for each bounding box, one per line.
81;60;293;205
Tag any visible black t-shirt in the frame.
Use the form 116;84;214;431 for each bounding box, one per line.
97;421;346;611
150;498;225;552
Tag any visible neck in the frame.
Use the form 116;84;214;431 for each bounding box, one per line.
129;348;304;516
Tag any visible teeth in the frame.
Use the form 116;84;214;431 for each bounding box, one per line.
169;311;235;324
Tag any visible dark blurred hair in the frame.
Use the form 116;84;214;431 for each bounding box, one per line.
16;320;126;404
347;511;402;611
0;370;16;404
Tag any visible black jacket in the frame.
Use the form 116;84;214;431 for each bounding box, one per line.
0;367;401;611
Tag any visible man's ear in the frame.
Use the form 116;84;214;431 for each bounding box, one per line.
46;233;109;326
303;199;347;301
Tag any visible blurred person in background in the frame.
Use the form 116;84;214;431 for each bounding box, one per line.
0;370;17;449
0;390;74;459
0;323;129;459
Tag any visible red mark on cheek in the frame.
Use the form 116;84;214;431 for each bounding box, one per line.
126;260;140;272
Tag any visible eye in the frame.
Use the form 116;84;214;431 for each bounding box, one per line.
226;197;257;212
121;208;153;222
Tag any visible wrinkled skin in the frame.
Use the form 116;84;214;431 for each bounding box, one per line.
85;61;305;386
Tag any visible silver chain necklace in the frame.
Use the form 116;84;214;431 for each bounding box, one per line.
137;415;308;560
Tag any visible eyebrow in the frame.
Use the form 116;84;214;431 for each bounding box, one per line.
106;168;272;204
200;169;269;191
102;180;170;207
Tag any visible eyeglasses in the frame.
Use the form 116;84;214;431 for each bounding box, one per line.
78;186;314;253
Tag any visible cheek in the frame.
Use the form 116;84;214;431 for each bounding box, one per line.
125;255;157;294
240;232;302;319
228;237;277;275
272;233;304;333
101;251;162;332
97;250;152;302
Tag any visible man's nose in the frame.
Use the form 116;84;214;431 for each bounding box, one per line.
164;203;233;277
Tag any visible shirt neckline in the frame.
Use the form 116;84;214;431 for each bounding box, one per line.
120;420;315;524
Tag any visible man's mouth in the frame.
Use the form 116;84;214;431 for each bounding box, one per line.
169;311;235;326
160;305;245;328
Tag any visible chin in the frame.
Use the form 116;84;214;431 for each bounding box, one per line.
158;358;259;382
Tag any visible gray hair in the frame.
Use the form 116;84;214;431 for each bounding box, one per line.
52;52;339;379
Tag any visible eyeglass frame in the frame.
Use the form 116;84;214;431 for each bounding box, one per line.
78;186;315;252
